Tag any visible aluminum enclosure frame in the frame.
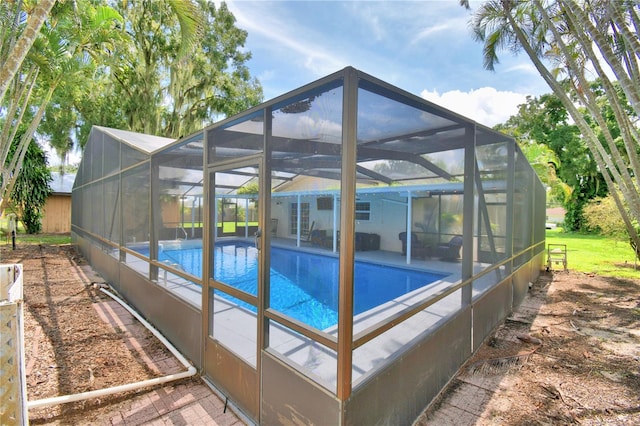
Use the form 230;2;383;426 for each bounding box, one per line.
71;66;546;425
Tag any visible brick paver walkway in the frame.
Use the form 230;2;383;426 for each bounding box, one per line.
78;264;247;426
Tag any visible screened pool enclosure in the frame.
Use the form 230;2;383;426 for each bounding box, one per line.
72;67;545;425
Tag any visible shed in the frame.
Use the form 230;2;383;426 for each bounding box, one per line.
42;171;75;233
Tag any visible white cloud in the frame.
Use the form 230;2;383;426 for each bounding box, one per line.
411;23;451;45
420;87;527;127
504;63;536;74
227;1;345;77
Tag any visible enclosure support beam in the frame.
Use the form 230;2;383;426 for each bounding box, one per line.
474;159;500;264
506;140;515;276
262;105;273;357
296;194;302;247
333;194;338;253
201;130;210;382
462;125;475;314
337;66;358;403
406;190;413;264
150;160;160;282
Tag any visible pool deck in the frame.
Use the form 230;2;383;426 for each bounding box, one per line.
121;237;504;390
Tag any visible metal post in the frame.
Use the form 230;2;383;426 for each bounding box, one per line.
337;66;358;402
296;194;301;247
406;190;413;264
506;140;515;276
462;125;475;303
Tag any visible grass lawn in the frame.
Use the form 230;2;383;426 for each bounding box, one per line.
546;227;640;279
11;233;72;246
218;221;258;233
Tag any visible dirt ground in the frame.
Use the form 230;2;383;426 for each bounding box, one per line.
418;267;640;425
2;242;640;425
1;242;192;425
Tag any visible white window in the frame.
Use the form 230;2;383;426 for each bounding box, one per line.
290;202;310;234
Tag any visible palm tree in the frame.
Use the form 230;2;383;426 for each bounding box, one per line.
0;1;124;209
464;0;640;255
0;0;57;103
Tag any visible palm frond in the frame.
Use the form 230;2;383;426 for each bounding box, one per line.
167;0;204;58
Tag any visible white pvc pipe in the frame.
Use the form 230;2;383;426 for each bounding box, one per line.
27;287;197;410
99;288;193;369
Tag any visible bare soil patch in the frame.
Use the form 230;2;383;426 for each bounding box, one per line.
418;270;640;425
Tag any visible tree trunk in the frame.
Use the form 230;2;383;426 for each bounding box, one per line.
0;0;57;102
0;67;39;169
502;2;640;256
0;81;57;210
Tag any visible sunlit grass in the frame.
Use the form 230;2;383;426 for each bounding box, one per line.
11;233;72;246
545;227;640;279
0;216;72;247
217;222;258;233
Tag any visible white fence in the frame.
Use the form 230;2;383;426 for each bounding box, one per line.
0;264;26;426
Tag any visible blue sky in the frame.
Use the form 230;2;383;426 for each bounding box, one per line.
223;0;551;127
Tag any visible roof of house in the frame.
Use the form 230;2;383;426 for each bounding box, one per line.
50;171;76;195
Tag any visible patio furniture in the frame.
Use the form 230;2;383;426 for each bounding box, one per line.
398;232;431;259
271;218;278;237
355;232;380;251
546;243;567;271
434;235;463;260
301;221;315;242
310;229;328;246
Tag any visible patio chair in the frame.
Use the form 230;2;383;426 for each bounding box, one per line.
310;229;326;246
270;218;278;237
301;221;315;242
434;235;463;261
398;232;430;259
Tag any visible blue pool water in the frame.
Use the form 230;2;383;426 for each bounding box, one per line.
153;241;446;330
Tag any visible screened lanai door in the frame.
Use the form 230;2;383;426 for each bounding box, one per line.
205;159;264;420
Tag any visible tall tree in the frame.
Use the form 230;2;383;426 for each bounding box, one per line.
495;93;605;230
463;0;640;250
110;0;263;139
39;0;263;162
0;1;124;209
40;60;129;163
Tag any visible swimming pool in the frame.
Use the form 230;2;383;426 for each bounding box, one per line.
155;241;446;330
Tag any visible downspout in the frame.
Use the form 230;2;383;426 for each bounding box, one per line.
27;287;197;409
